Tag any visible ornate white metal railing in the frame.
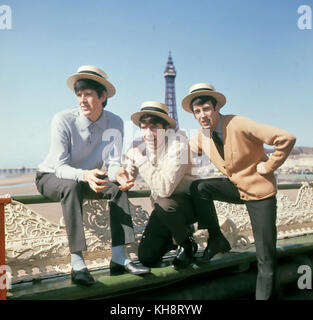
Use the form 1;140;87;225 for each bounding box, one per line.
1;182;313;283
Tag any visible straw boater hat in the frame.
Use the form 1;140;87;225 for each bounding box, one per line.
181;83;226;113
66;65;116;98
131;101;176;129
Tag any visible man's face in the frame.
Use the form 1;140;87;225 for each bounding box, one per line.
140;121;168;150
76;88;107;122
193;101;220;131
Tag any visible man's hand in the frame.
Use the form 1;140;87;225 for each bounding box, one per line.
256;161;268;175
84;169;109;193
126;147;144;163
126;164;138;178
116;167;135;191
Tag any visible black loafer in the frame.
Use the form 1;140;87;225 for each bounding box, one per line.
171;237;198;270
71;268;95;286
110;261;150;275
203;235;231;260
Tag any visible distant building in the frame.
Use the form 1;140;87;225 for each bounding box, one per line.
0;167;37;176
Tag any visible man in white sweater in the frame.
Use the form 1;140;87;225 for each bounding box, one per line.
125;101;197;270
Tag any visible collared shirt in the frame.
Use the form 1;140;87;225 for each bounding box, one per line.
38;107;123;182
125;129;196;199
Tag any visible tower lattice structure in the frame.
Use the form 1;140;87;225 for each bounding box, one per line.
164;52;179;128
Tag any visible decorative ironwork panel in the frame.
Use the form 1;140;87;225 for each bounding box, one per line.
3;197;150;283
1;183;313;283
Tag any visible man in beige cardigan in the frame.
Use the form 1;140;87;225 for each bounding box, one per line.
182;83;296;300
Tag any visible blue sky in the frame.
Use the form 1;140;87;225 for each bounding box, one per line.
1;0;312;168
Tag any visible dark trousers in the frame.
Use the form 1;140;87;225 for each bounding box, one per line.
35;172;135;253
190;178;277;300
138;191;196;267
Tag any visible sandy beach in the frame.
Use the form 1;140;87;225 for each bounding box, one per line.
0;173;60;224
0;173;36;186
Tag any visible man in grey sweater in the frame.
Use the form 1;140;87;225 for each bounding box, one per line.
36;65;149;285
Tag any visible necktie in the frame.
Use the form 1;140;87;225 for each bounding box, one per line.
88;123;95;144
212;131;224;159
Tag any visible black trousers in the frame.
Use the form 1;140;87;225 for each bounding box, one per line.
35;172;135;253
138;191;196;267
190;178;277;300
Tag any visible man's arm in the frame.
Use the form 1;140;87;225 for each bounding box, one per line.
50;114;85;181
49;114;110;192
239;116;296;174
126;133;189;198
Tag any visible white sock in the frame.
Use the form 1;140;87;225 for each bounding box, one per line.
71;251;87;271
111;245;131;266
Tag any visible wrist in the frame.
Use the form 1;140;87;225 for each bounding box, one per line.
135;155;147;167
262;161;274;174
82;170;88;182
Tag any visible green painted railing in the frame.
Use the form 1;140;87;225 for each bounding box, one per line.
12;190;152;204
11;183;313;204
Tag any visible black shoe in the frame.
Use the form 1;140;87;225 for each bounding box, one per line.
171;237;198;270
71;268;95;286
110;261;150;276
203;235;231;260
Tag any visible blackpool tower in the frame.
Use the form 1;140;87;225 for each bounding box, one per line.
164;52;179;128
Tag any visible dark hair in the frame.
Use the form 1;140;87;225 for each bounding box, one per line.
190;95;217;112
74;79;108;108
139;114;169;128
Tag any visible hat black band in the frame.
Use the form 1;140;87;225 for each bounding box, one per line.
78;70;104;78
191;88;213;93
141;106;168;115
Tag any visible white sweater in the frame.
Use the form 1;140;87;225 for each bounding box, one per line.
125;129;196;200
